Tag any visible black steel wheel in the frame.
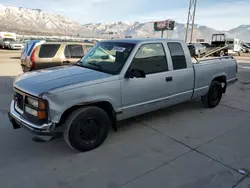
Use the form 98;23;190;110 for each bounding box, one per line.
201;81;223;108
63;106;110;152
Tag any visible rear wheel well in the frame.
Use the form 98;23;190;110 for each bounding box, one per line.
58;101;117;130
212;76;227;93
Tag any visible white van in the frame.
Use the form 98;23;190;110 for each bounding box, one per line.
0;32;17;49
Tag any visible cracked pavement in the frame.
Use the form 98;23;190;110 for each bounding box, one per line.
0;50;250;188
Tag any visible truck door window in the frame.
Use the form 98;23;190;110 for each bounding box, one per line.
168;42;187;70
65;45;84;58
130;43;168;74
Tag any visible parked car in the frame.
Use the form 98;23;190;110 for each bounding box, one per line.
0;38;16;49
189;43;206;57
200;43;211;48
187;44;196;57
241;43;250;53
242;47;250;53
7;40;24;50
20;41;94;72
9;38;237;152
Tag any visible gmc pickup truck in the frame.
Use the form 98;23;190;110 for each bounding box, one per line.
8;39;237;152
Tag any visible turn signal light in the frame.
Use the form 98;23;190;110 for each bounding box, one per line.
37;111;47;120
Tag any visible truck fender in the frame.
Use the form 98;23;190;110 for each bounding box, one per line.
58;100;118;131
211;74;227;93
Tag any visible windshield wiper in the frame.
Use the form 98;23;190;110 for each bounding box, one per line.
75;60;105;73
88;61;104;72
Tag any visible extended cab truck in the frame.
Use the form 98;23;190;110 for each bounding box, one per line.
8;39;237;152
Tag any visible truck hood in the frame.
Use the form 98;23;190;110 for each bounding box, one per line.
14;66;113;96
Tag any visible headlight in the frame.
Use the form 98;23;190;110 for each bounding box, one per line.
25;106;37;116
27;97;39;108
25;97;47;119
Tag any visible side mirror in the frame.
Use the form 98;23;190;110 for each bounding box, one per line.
125;69;146;78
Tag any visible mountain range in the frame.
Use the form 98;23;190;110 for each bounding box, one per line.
0;4;249;42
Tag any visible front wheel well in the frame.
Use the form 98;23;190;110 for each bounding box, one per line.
212;76;227;93
58;101;117;131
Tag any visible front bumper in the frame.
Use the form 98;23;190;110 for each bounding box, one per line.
11;46;23;50
8;100;57;136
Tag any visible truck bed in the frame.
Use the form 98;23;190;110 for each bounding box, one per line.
192;56;237;98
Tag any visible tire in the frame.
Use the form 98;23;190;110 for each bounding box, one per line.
201;81;223;108
63;106;111;152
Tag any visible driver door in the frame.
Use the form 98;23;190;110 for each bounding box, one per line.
121;43;171;119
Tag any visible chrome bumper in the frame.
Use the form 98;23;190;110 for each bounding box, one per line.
9;100;56;136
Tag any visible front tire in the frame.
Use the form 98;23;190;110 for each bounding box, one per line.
201;81;223;108
63;106;111;152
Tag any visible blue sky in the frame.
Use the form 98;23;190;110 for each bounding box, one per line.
1;0;250;30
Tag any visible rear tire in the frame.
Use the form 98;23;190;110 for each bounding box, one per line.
201;81;223;108
63;106;110;152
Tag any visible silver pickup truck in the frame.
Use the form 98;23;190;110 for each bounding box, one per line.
8;38;237;152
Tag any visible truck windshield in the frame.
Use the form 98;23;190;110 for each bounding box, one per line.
4;38;15;42
78;42;135;75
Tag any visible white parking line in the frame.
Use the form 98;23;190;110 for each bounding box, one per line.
238;66;250;69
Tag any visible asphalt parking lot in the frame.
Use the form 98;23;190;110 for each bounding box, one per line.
1;50;250;188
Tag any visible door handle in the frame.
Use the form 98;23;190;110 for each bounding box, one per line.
62;60;71;64
165;77;173;82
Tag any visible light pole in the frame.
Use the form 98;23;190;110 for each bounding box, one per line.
185;0;198;43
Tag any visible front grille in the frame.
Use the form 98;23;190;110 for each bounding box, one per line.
15;92;24;111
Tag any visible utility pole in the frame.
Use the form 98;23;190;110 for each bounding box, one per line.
185;0;198;43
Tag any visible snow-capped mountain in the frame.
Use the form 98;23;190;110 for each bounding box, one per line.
84;21;220;42
0;4;95;37
0;4;249;42
227;25;250;42
85;22;250;42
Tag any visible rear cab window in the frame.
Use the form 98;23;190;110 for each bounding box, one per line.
64;45;84;58
39;44;60;58
168;42;187;70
